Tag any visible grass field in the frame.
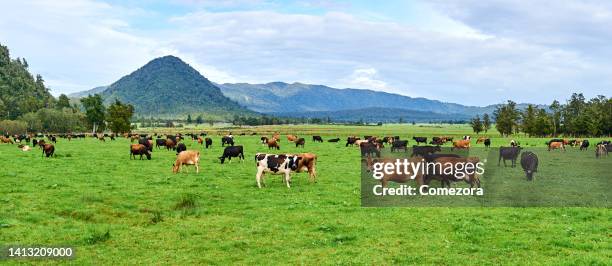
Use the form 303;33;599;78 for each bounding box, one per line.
0;124;610;264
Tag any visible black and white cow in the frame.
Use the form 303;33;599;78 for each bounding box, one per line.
255;153;301;188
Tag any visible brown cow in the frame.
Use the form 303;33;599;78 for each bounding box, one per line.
267;139;280;150
451;140;471;150
42;144;55;158
130;144;151;160
295;153;317;183
0;136;14;144
287;135;298;142
197;137;203;145
165;139;176;151
172;150;200;173
548;142;565;151
272;133;280;141
365;156;425;189
425;156;481;188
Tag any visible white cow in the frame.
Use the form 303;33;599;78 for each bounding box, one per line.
255;153;301;188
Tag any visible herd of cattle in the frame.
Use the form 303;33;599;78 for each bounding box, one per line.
1;132;610;189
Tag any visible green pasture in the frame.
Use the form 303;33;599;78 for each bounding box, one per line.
0;124;610;264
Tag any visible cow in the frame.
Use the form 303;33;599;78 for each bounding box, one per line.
328;138;340;143
165;139;176;151
360;141;381;158
32;139;38;147
391;140;408;152
19;145;31;152
484;138;491;148
595;144;608;158
462;135;471;141
295;138;305;148
293;153;317;183
411;145;441;157
42;144;55;158
221;136;234;147
412;137;427;145
0;136;14;144
260;136;269;144
312;136;323;143
346;136;360;147
423;156;481;188
255;153;302;188
197;137;203;145
130;144;151;160
139;137;153;152
510;140;519;147
355;139;370;147
548;142;565;151
520;151;538;181
287;135;298;142
498;146;522;167
205;137;212;149
155;138;166;149
272;133;280;141
430;137;444;145
580;140;590;151
366;157;424;189
172;150;200;173
267;139;280;150
451;140;471;151
219;146;245;164
176;143;187;155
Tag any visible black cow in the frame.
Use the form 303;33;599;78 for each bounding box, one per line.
346;137;360;147
295;138;305;148
221;136;234;147
219;146;245;164
520;151;538;181
155;138;166;149
484;138;491;148
580;140;589;151
205;137;212;149
410;145;441;157
328;138;340;143
430;137;443;145
312;136;323;142
32;139;38;147
139;138;153;152
176;143;187;155
391;140;408;152
498;146;522;167
260;137;268;144
413;137;427;145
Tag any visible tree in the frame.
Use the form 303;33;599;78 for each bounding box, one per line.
106;100;134;133
56;94;71;109
521;105;537;137
470;115;483;134
549;100;561;137
482;113;491;133
494;100;520;137
80;94;106;133
186;114;192;124
195;115;203;124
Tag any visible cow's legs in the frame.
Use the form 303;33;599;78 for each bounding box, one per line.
285;172;291;188
256;169;264;188
195;162;199;174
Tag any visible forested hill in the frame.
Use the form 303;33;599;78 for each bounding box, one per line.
101;55;254;118
0;43;55;119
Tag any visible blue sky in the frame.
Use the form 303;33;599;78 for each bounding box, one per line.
1;0;610;106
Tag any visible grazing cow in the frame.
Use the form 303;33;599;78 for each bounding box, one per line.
391;140;408;152
287;135;298;142
139;138;153;152
260;136;268;144
312;136;323;142
0;136;14;144
221;136;234;147
412;137;427;145
293;153;317;183
580;140;590;151
548;142;565;151
498;146;522;167
219;146;245;164
165;139;176;151
295;138;305;148
520;151;538;181
476;137;486;144
205;137;212;149
430;137;444;145
267;139;280;150
367;157;424;189
172;150;200;173
484;138;491;148
42;144;55;158
360;141;381;158
155;138;166;149
346;136;360;147
176;143;187;155
130;144;151;160
328;138;340;143
424;156;481;188
254;153;301;188
197;137;203;145
411;145;441;157
595;144;608;158
451;140;471;151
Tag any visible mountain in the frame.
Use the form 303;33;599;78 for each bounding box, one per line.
68;86;108;98
216;82;496;115
270;107;472;123
100;56;253;118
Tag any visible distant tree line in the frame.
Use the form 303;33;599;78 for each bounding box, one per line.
472;93;611;137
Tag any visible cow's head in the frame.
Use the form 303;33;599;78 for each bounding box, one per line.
288;155;301;171
219;156;226;164
145;150;152;160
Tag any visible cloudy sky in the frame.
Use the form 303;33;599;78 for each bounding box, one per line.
1;0;610;106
